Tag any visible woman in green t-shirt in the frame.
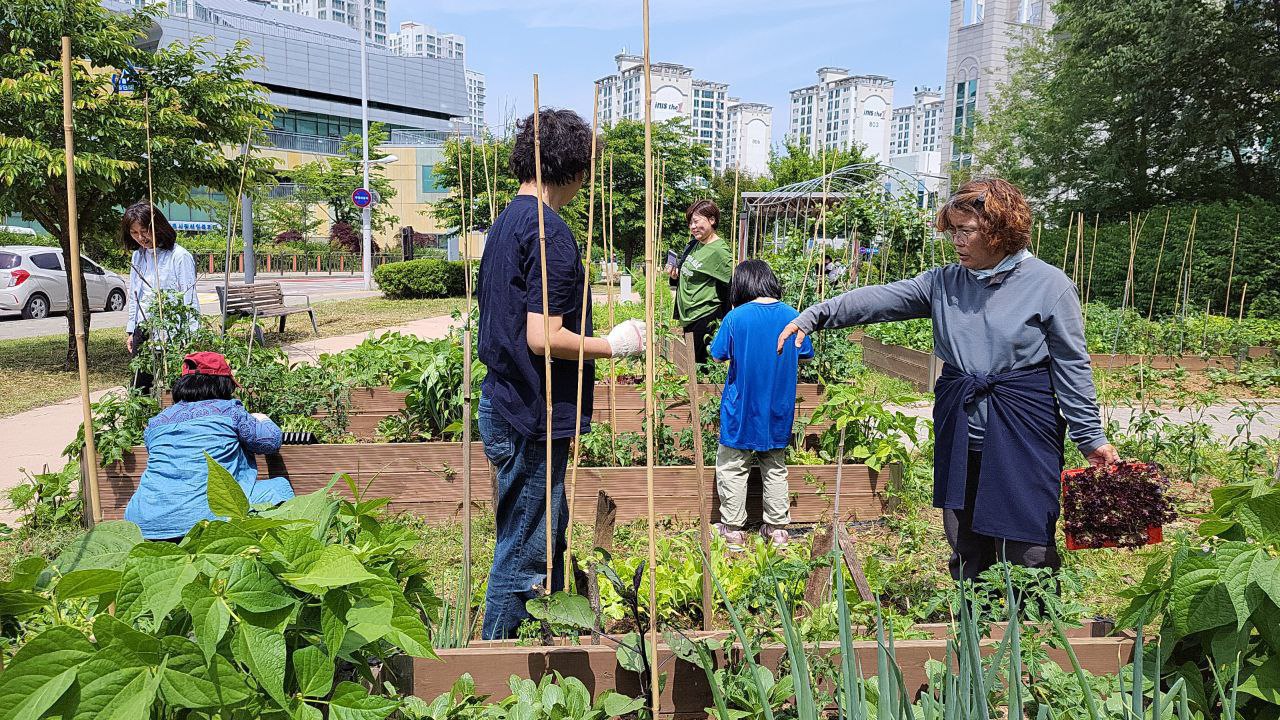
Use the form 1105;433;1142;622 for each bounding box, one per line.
668;199;734;363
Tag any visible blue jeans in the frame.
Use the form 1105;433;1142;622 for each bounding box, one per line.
478;396;570;639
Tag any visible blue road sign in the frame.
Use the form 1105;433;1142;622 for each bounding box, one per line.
352;188;373;208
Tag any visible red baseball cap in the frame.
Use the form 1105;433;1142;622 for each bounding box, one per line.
182;352;237;384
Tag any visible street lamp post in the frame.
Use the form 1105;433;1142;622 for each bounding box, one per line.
359;0;372;290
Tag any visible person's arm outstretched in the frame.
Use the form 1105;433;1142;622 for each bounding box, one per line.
778;271;935;353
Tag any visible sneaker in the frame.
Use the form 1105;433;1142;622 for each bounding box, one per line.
715;522;747;552
760;524;790;548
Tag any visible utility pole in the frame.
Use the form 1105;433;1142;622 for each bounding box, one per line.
359;0;372;290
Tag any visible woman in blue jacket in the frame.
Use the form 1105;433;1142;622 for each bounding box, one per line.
124;351;294;540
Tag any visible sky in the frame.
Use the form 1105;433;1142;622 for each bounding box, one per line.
387;0;950;145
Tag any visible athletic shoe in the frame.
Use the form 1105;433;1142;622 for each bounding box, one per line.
715;522;747;552
760;524;790;548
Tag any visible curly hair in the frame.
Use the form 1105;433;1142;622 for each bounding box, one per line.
935;178;1032;256
685;199;720;229
119;202;177;252
508;109;594;186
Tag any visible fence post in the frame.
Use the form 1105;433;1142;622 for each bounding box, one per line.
207;254;214;273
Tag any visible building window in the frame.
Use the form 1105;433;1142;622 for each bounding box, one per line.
1017;0;1043;24
963;0;984;25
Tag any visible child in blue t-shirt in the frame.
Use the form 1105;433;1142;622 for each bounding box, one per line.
709;260;814;549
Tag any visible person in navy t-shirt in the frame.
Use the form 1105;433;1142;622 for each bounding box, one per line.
476;108;646;639
709;260;814;550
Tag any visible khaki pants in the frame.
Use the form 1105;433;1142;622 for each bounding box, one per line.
715;445;791;528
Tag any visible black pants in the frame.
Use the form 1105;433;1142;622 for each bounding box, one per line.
942;450;1061;582
683;308;725;365
130;329;154;394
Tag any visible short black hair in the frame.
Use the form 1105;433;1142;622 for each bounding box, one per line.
509;109;593;185
729;259;782;307
171;373;237;403
686;199;720;229
120;202;178;251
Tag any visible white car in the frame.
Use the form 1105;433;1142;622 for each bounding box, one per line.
0;246;128;319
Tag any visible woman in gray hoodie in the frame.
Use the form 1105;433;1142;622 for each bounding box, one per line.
778;178;1118;580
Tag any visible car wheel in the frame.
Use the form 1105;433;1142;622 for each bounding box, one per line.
22;293;49;320
106;289;126;312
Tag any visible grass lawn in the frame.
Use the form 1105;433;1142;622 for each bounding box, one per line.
0;329;133;418
0;296;467;418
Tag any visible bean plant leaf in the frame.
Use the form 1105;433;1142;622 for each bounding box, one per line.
114;542;198;632
328;681;400;720
206;453;250;519
1170;568;1236;635
1251;553;1280;609
182;583;231;660
0;557;47;591
526;592;595;631
601;692;647;717
0;626;95;720
184;521;259;562
282;545;377;591
53;521;142;574
226;558;295;613
1221;544;1262;630
321;591;350;660
1238;655;1280;704
158;636;255;709
92;614;162;666
0;590;49;617
1237;491;1280;545
232;622;289;708
56;569;122;601
70;646;163;720
293;645;335;698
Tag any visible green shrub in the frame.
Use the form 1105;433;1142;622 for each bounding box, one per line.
374;258;465;299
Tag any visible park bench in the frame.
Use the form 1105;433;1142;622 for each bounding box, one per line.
217;281;318;335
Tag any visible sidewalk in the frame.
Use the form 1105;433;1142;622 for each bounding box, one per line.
0;313;461;527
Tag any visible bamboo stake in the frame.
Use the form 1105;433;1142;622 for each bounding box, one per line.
1083;213;1099;308
1034;221;1042;256
142;93;170;396
1148;209;1171;320
531;77;555;596
1074;212;1084;290
680;332;713;631
1224;213;1240;317
566;84;601;587
607;155;618;457
730;165;740;263
459;135;475;635
62;36;101;525
1238;284;1247;322
1061;211;1074;270
641;0;662;710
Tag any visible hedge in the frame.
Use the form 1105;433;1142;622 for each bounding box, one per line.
374;258;465;299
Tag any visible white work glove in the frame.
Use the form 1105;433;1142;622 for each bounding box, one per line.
605;319;646;357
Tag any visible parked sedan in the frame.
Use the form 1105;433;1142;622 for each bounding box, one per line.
0;246;128;319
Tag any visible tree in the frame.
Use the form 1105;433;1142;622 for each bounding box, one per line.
765;141;872;188
0;0;275;367
289;123;399;241
256;194;321;244
973;0;1280;215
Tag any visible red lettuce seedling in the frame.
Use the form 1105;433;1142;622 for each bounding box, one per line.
1061;460;1176;550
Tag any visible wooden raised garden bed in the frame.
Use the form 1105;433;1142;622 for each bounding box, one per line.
331;384;828;440
860;337;1275;392
88;442;899;527
860;337;941;393
395;620;1130;716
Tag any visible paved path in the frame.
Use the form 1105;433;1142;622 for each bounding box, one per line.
0;275;377;340
0;312;457;528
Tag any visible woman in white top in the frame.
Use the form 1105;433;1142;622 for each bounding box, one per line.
121;202;200;392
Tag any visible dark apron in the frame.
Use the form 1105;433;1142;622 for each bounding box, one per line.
933;362;1066;545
